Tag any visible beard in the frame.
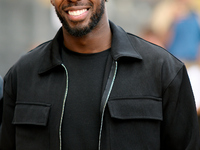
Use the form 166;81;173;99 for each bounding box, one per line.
55;0;105;37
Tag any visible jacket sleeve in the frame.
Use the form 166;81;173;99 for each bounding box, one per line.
0;70;16;150
161;65;200;149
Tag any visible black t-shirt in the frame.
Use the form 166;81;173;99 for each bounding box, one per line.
61;45;110;150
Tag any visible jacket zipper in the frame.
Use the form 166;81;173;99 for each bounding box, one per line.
98;61;118;150
59;61;118;150
59;64;69;150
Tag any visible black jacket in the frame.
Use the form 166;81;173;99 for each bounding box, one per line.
1;21;200;150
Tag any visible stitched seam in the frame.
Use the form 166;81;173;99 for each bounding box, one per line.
163;66;183;95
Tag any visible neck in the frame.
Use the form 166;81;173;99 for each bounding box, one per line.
63;17;112;54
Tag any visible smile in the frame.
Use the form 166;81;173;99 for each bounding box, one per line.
68;9;88;16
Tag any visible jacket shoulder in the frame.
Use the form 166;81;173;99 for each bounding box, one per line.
23;40;52;62
14;40;51;69
4;40;52;80
4;40;52;95
127;33;185;90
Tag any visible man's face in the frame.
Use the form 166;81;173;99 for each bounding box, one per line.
52;0;105;37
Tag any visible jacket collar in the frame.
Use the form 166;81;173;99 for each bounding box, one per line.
38;28;63;74
109;21;142;61
38;21;142;74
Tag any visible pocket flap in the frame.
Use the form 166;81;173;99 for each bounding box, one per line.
12;102;51;126
108;98;162;120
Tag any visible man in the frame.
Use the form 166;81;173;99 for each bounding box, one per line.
0;0;200;149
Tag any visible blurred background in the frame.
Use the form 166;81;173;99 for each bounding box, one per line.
0;0;200;113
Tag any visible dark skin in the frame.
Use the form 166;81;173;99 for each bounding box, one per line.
51;0;112;54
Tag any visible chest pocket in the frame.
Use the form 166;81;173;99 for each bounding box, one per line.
13;102;51;126
107;97;163;150
12;102;51;150
108;98;162;120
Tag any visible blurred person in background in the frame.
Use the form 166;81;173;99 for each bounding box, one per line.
167;0;200;63
140;27;165;48
0;0;200;149
148;0;200;62
145;0;177;48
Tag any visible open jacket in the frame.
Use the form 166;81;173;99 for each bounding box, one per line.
1;21;200;150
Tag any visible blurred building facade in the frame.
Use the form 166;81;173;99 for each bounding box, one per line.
0;0;56;77
0;0;160;77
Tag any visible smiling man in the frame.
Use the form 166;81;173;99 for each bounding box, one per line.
0;0;200;150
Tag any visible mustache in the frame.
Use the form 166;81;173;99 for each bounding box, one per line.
62;2;92;10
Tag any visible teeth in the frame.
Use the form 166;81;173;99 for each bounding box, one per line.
68;9;87;16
